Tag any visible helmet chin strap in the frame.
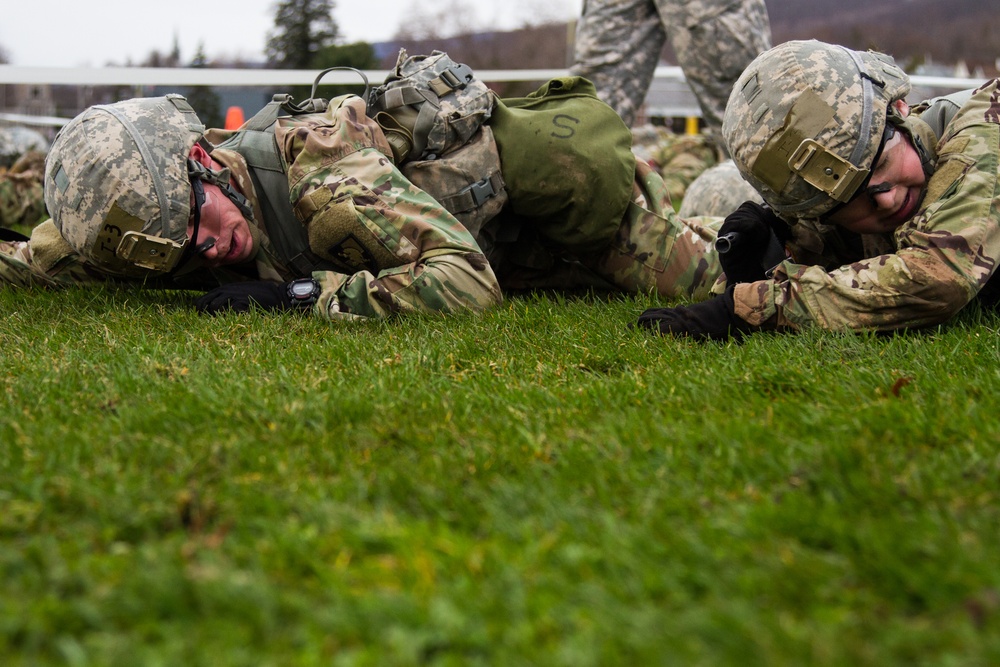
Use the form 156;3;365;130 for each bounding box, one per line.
889;109;936;180
187;177;215;252
179;158;257;268
186;158;255;222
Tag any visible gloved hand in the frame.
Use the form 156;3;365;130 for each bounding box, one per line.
195;281;292;315
635;287;755;341
715;202;790;284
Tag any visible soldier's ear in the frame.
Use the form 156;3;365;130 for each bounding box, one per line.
891;99;910;117
188;143;212;167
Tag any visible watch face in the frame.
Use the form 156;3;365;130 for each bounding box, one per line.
291;281;315;297
288;279;320;305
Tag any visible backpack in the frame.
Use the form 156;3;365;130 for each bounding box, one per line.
400;125;506;238
368;50;507;235
367;50;495;163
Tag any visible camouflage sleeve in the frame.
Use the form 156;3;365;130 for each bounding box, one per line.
276;96;502;320
0;219;106;288
586;160;725;300
0;240;42;287
735;100;1000;332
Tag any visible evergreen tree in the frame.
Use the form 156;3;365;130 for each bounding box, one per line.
169;34;182;68
185;44;224;129
265;0;340;69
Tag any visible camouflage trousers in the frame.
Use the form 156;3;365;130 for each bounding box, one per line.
571;0;771;147
582;159;724;300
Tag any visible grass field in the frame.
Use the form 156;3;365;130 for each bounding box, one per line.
1;284;999;665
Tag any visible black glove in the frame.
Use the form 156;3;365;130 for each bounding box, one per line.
195;281;288;314
635;287;755;341
195;278;322;315
715;202;791;284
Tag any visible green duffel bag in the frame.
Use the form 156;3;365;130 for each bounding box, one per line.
489;77;636;255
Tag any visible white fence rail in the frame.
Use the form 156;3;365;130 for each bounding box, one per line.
0;65;987;127
0;65;579;87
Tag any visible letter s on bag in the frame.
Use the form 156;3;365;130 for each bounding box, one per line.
551;114;580;139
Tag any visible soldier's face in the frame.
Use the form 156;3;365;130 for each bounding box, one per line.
186;146;254;267
188;182;255;267
826;105;927;235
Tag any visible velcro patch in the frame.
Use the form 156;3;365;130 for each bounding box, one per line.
325;233;377;274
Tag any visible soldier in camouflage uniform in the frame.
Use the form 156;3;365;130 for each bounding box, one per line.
637;39;1000;339
1;87;728;318
1;94;501;318
632;126;722;205
0;128;49;234
677;159;761;219
0;126;49;169
571;0;771;152
0;150;47;230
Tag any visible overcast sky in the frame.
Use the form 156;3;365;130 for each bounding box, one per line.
0;0;581;68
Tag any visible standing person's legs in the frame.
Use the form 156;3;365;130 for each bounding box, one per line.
658;0;771;150
571;0;666;127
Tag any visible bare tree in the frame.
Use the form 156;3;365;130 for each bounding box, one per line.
393;0;574;39
393;0;482;40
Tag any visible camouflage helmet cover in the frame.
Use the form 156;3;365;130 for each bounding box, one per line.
44;94;205;276
722;40;910;220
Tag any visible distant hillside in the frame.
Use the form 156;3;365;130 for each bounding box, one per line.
381;0;999;79
375;24;576;96
768;0;1000;73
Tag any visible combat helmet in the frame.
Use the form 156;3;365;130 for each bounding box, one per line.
44;94;208;276
722;40;911;220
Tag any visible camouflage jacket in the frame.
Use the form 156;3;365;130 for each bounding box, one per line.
0;96;502;320
734;80;1000;332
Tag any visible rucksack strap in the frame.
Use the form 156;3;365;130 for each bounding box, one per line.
428;62;475;95
371;86;440;159
436;171;505;215
242;95;294;132
215;121;334;277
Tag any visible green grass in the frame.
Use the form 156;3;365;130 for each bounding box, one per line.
1;285;999;666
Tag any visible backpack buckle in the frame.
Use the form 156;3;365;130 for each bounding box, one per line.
430;64;475;95
465;175;499;207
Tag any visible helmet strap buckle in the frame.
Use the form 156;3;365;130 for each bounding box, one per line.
788;139;870;203
117;232;186;271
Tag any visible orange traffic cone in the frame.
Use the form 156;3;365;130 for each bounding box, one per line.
224;106;245;130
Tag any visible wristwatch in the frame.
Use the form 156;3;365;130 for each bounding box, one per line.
286;278;322;309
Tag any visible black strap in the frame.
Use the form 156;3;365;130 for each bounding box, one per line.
0;227;30;242
216;123;336;277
